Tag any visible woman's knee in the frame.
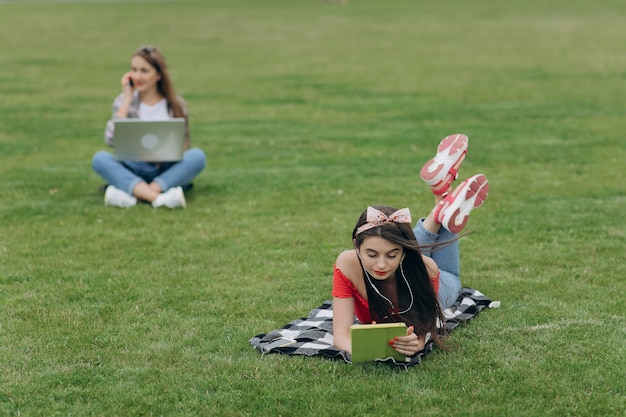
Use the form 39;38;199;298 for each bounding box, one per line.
92;150;113;172
185;148;207;171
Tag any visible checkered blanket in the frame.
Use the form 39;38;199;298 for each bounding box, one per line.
249;288;499;368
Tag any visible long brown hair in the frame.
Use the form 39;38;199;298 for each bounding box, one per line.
132;45;185;118
352;205;446;348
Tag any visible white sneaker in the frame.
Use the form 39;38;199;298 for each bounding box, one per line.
104;185;137;208
420;134;468;195
152;186;186;209
434;174;488;234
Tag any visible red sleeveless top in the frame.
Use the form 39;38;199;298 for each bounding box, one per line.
331;265;439;323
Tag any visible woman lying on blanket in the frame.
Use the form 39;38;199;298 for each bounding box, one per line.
332;134;489;357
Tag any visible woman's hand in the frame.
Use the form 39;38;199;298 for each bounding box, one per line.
120;71;134;96
331;297;357;354
389;326;425;356
115;72;134;119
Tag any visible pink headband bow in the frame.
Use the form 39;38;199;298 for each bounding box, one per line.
355;206;412;235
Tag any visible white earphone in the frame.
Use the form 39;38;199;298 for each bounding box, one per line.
355;247;414;317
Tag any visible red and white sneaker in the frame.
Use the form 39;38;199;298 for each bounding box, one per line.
420;134;468;195
434;174;489;234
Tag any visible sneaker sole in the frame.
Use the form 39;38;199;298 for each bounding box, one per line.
439;174;488;234
420;134;468;194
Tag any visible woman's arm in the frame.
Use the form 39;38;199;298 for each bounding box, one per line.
422;255;439;278
104;90;141;147
332;296;355;353
115;72;134;118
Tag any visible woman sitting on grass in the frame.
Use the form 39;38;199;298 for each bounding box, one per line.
92;45;206;209
332;134;489;357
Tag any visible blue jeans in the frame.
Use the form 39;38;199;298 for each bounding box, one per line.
413;219;461;308
92;148;206;195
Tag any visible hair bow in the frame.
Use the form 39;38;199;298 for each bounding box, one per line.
355;206;412;235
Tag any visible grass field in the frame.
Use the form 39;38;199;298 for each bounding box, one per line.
1;0;625;416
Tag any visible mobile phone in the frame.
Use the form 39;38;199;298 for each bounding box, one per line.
128;78;133;88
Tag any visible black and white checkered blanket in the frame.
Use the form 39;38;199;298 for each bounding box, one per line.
249;288;499;368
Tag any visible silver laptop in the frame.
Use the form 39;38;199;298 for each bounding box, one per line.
113;118;185;162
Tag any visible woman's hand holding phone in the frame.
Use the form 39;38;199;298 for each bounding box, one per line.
120;71;134;95
114;72;135;118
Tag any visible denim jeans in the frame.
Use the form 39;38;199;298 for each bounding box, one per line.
92;148;206;195
413;219;461;308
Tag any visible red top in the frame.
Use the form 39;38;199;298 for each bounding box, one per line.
332;265;440;323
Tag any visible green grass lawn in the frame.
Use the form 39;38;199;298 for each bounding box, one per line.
1;0;625;416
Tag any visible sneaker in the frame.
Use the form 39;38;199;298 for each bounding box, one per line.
420;134;468;195
104;185;137;208
152;186;186;209
434;174;488;234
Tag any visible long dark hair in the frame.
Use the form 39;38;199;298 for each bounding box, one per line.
132;45;185;118
352;205;446;348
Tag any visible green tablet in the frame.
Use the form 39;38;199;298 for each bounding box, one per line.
350;322;409;363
